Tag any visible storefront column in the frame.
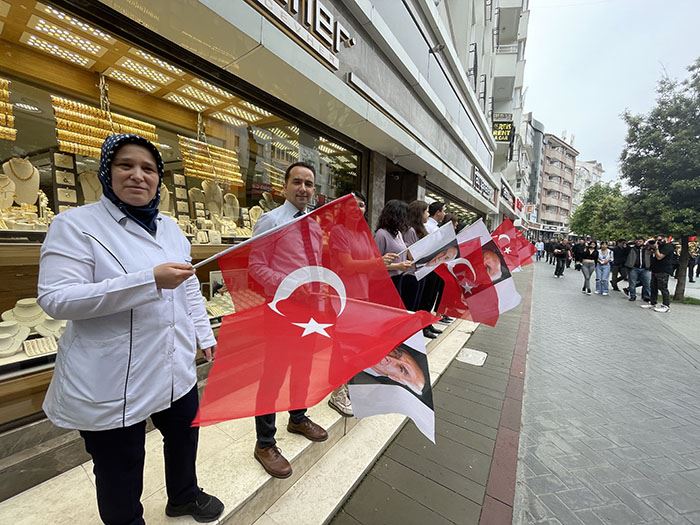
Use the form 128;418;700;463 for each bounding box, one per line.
368;151;386;229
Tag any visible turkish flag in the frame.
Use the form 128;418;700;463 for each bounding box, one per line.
194;195;437;425
515;230;536;268
435;238;500;326
491;218;520;270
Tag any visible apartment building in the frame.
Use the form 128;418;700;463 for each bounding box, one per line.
573;160;605;212
538;134;579;230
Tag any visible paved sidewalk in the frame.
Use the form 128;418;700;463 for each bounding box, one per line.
514;262;700;525
331;269;533;525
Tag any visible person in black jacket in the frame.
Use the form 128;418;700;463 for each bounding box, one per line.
610;239;629;291
571;239;586;269
553;239;567;277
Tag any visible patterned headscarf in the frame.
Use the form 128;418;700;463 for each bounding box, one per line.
98;134;164;234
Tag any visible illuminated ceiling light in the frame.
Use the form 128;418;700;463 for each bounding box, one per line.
37;3;115;44
117;57;173;85
239;100;272;117
192;78;233;99
211;112;247;127
30;16;105;56
251;128;274;141
21;32;94;68
104;68;159;93
178;85;222;106
164;93;206;112
129;48;185;76
224;105;260;122
14;102;41;113
288;125;299;135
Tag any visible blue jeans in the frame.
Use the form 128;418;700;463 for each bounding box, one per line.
596;264;610;293
627;267;651;300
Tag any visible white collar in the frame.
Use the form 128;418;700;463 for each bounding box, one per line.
282;199;306;216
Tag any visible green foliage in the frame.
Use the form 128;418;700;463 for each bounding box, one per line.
569;183;636;240
620;58;700;237
619;58;700;299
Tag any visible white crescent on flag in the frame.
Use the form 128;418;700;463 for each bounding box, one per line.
268;266;347;337
498;234;511;244
448;258;477;294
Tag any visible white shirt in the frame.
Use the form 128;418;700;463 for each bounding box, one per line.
425;216;439;234
38;197;215;431
535;241;544;251
249;199;322;298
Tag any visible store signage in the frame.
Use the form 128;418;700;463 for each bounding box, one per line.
493;112;513;121
473;170;494;201
501;185;514;206
515;198;524;211
249;0;356;70
492;121;514;143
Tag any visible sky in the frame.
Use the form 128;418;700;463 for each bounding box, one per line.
524;0;700;182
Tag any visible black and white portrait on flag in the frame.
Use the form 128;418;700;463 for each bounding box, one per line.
348;331;435;442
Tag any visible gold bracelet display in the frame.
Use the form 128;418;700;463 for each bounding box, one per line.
178;135;244;185
52;96;159;157
0;76;16;142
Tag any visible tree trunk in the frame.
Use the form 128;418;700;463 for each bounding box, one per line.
673;235;689;301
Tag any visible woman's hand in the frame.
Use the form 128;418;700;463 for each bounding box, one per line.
202;345;215;362
389;260;413;272
382;252;398;267
154;263;195;289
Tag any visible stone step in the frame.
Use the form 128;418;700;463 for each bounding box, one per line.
251;320;477;525
0;322;476;524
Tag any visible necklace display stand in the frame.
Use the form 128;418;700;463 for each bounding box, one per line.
79;171;102;203
3;158;39;205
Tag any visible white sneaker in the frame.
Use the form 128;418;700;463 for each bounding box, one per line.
640;303;655;309
594;291;600;294
602;292;608;296
653;305;670;313
328;385;353;417
586;291;592;295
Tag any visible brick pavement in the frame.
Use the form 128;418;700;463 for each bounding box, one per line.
514;262;700;525
331;269;533;525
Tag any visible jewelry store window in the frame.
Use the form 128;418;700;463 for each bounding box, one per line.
0;0;360;428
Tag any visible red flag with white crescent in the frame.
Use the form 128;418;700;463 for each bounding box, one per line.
491;218;520;270
194;195;437;425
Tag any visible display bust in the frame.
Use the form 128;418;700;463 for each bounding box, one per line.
2;157;40;205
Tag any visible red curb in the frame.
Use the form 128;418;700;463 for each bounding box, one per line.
479;266;534;524
480;495;513;525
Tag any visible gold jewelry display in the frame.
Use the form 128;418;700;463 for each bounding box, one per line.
6;158;37;181
57;187;78;204
52;95;158;159
0;76;17;142
56;171;76;186
178;135;244;185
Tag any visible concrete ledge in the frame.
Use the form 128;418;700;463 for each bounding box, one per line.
252;321;478;525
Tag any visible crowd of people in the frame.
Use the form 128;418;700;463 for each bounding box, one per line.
534;236;699;313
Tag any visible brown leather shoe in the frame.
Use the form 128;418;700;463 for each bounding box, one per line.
254;445;292;479
287;418;328;442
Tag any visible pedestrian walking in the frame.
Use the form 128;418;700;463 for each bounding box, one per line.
37;134;224;524
595;241;613;295
553;239;567;277
624;237;652;302
535;239;544;261
571;238;585;270
580;241;598;295
610;238;629;291
687;245;697;283
642;234;674;313
545;240;554;264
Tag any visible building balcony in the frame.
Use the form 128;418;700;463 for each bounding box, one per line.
518;10;530;40
515;59;525;89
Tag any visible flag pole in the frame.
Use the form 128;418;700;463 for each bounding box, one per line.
192;194;355;269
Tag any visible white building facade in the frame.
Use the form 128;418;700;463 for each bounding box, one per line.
573;160;604;213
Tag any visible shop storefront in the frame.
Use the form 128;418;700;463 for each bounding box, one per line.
0;0;364;430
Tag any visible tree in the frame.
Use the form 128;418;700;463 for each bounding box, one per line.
569;183;636;240
620;58;700;300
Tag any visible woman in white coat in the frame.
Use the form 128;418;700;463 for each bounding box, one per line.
38;134;224;525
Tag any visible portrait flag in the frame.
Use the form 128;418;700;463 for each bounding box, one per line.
436;219;520;326
194;195;437;425
407;222;458;280
490;218;520;271
435;238;499;326
349;331;435;442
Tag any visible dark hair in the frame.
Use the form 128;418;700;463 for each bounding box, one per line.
441;213;456;227
350;191;367;205
376;199;408;237
284;161;316;183
428;201;444;216
407;200;429;239
616;238;626;244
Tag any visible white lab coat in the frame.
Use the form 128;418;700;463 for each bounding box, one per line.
38;197;215;431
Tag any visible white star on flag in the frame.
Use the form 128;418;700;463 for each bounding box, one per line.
504;247;512;254
292;317;333;338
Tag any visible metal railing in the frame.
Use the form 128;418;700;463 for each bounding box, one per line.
496;44;519;54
